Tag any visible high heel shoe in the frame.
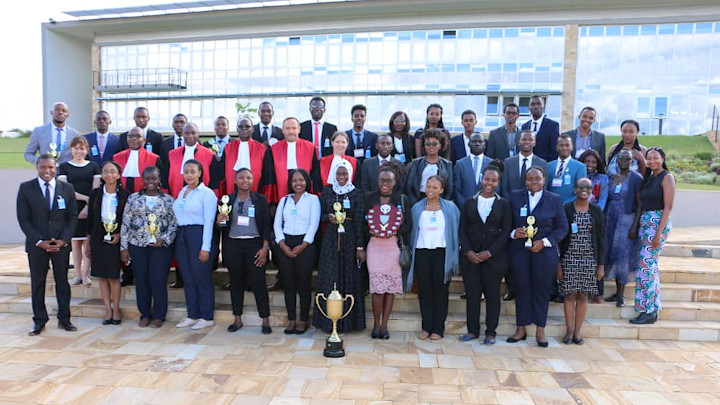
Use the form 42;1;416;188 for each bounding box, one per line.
380;329;390;339
371;329;380;339
537;340;549;348
629;312;657;324
506;333;527;343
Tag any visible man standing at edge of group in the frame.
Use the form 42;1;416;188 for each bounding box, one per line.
84;110;119;164
118;107;163;154
300;97;338;159
487;103;521;160
17;153;78;336
159;114;188;188
522;96;559;162
25;102;79;166
563;106;606;161
253;101;284;146
450;110;478;164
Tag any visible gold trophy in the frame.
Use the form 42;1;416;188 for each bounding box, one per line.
103;213;118;242
218;195;232;227
147;213;158;245
525;215;537;248
48;142;59;159
333;201;346;234
315;283;355;358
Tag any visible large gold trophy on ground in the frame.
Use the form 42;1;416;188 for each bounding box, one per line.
315;283;355;358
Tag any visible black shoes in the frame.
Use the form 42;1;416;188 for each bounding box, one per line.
261;326;272;335
371;329;380;339
537;340;549;348
617;297;626;307
506;333;527;343
502;291;516;301
58;321;78;332
629;312;657;324
227;323;243;333
29;323;46;336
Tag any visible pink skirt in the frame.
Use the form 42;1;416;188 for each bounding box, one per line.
367;236;402;294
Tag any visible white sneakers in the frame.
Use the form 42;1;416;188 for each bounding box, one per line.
69;276;82;285
176;318;197;328
176;318;214;330
191;319;214;330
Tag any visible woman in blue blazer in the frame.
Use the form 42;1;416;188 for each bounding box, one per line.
507;166;568;347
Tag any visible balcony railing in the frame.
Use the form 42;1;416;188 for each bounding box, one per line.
93;68;187;92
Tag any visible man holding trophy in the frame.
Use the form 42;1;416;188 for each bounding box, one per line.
507;166;568;347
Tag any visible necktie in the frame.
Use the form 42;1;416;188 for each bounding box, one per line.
521;157;528;179
44;182;51;210
55;128;62;150
176;138;182;148
263;126;269;141
472;156;480;185
355;133;362;149
532;122;538;133
556;159;565;178
98;134;105;158
218;139;224;156
313;122;321;158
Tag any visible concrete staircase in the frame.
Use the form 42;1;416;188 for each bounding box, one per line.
1;239;719;341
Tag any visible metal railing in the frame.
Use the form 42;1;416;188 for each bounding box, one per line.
93;68;187;92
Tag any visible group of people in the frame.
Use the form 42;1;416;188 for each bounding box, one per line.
18;96;675;346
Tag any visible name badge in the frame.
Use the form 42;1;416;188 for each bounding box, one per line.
571;222;578;234
430;215;437;223
248;206;256;218
520;206;528;217
564;174;571;185
57;197;66;210
575;149;586;159
291;207;298;216
354;148;364;158
551;178;563;188
396;153;406;163
145;143;153;153
365;149;371;159
110;197;118;207
324;138;330;148
343;198;351;209
91;145;99;157
614;184;622;194
237;216;250;226
177;201;184;210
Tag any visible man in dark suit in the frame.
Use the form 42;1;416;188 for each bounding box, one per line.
84;110;119;164
563;106;606;161
17;154;78;335
24;102;79;165
159;113;188;189
203;116;232;192
449;110;478;164
345;104;378;163
501;130;548;201
118;107;163;154
454;134;493;209
252;101;284;146
300;96;337;159
486;103;521;160
521;96;560;162
360;134;405;194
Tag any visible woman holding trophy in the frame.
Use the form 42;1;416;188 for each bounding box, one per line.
507;166;568;347
313;160;365;333
86;161;128;325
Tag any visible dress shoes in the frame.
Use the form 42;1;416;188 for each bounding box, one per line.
605;293;619;302
617;297;626;308
572;337;584;345
506;333;527;343
58;321;77;332
138;317;151;327
629;312;657;324
111;319;122;325
29;323;46;336
371;329;381;339
537;340;549;348
458;334;478;342
102;318;113;326
228;323;243;333
267;280;283;292
483;336;496;345
150;319;164;328
261;325;272;335
459;293;466;300
502;291;516;301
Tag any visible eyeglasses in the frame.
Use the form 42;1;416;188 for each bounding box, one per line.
310;104;325;109
424;142;440;147
237;125;252;129
617;157;632;161
504;111;519;116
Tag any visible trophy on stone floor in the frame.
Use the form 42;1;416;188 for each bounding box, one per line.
315;283;355;358
333;201;346;234
48;142;59;159
525;215;537;248
103;213;118;242
218;195;231;227
147;213;158;245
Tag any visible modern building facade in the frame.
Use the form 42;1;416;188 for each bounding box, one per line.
43;0;720;135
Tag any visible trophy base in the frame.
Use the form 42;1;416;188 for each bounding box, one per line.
218;221;227;228
323;338;345;358
524;241;532;248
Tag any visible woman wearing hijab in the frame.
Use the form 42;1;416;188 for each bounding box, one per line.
313;160;365;333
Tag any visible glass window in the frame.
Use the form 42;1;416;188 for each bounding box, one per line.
654;97;668;117
637;97;650;117
486;96;499;115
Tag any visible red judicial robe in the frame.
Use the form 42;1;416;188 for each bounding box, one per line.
222;139;276;200
319;155;358;187
167;144;215;199
270;139;320;203
113;148;159;193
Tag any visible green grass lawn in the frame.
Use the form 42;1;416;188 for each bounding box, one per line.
0;138;32;169
605;135;715;157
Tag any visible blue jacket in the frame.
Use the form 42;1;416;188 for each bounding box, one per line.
509;189;568;254
407;198;460;290
84;131;120;164
453;154;493;209
545;158;587;204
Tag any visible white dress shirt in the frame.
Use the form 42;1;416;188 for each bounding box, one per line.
274;192;321;244
531;117;543;134
463;134;471;157
416;210;446;249
180;144;196;174
123;150;141;177
37;177;56;209
101;186;118;222
518;153;535;175
233;141;251;171
286;141;298;169
173;134;184;149
476;195;495;222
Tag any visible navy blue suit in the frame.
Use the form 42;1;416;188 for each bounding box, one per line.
345;129;378;161
522;117;559;162
449;134;470;164
84;132;119;164
509;190;568;328
453;154;492;209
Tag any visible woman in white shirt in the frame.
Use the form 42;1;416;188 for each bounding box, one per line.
274;168;321;334
173;160;219;330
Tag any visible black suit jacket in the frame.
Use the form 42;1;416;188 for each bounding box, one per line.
449;133;470;164
118;129;163;155
459;193;512;271
360;156;406;194
17;179;78;252
252;123;284;145
521;117;560;162
202;140;226;191
219;192;272;243
345;129;378;162
300;120;338;158
158;136;181;188
486;126;521;160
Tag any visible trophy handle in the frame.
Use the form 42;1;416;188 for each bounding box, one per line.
340;295;355;320
315;293;330;319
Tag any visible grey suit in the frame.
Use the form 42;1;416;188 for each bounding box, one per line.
24;123;79;165
500;154;547;200
486;125;520;160
360;156;405;194
564;129;606;161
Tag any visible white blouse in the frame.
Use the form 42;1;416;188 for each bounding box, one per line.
415;210;446;249
476;195;495;223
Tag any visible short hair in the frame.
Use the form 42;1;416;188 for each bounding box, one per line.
134;106;149;115
389;111;410;137
378;160;403;181
283;117;300;126
524;165;547;182
129;126;145;137
36;153;56;166
426;174;448;190
215;116;229;125
579;106;596;115
142;165;159;178
578;149;606;174
259;101;274;110
557;133;572;144
461;110;476;119
376;133;393;143
236;117;253;126
183;159;205;185
69;135;89;150
287;168;312;194
421;129;448;152
182;122;199;133
504;103;520;113
519;129;535;139
52;102;68;110
331;131;349;143
309;96;326;107
351;104;367;116
173;113;188;120
95;110;110;119
235;167;253;177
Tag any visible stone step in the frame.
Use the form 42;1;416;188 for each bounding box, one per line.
662;243;720;259
1;294;718;342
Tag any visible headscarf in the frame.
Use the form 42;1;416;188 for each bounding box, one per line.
330;158;355;195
